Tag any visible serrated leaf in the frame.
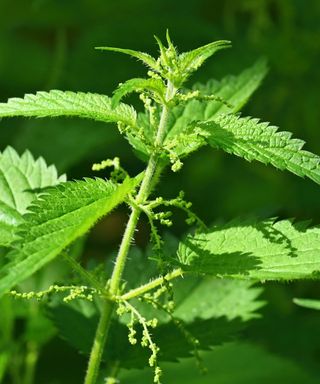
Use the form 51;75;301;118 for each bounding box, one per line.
119;342;319;384
0;90;137;127
112;77;165;107
96;46;158;71
164;60;268;158
0;177;139;296
0;146;65;247
177;218;320;281
293;298;320;310
0;146;66;213
178;40;231;81
200;113;320;185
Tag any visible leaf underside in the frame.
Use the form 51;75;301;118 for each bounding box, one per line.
177;218;320;281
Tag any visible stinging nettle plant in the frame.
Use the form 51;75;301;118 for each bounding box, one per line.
1;31;320;384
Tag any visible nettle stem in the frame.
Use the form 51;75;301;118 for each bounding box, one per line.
84;81;176;384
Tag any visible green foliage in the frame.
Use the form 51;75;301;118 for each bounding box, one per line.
177;218;320;280
0;31;320;384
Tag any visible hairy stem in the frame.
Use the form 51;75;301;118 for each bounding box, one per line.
84;81;176;384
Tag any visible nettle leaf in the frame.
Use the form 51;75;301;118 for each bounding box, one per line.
177;218;320;281
112;78;166;107
0;146;65;247
194;59;268;116
172;277;263;322
0;177;139;296
201;113;320;185
293;298;320;310
178;40;231;81
0;90;137;127
164;60;267;158
119;342;319;384
96;46;158;71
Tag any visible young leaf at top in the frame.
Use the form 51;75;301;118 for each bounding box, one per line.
0;146;65;247
0;176;139;296
0;90;137;127
112;78;166;107
177;40;231;83
176;218;320;281
95;46;159;71
153;32;231;87
199;113;320;185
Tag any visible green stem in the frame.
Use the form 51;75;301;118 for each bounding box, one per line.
120;268;183;301
84;81;176;384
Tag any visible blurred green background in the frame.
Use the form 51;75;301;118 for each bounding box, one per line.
1;0;320;382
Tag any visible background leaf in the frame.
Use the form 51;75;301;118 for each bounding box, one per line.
177;219;320;281
0;146;65;247
119;342;319;383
